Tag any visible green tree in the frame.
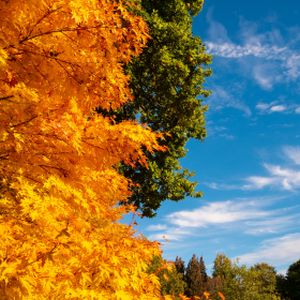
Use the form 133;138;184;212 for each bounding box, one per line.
285;259;300;300
212;254;245;300
147;255;186;298
199;256;208;285
245;263;280;300
212;255;280;300
100;0;212;217
276;274;288;300
185;254;208;297
175;256;185;275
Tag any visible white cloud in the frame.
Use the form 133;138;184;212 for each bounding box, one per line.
253;65;278;90
206;9;230;43
148;227;190;242
205;41;300;84
283;146;300;165
206;146;300;192
206;121;234;140
206;42;287;60
265;164;300;190
256;101;298;114
145;196;299;244
270;105;287;112
286;54;300;79
244;176;276;190
167;200;269;228
295;107;300;114
238;18;284;46
209;86;251;116
256;103;270;111
146;224;168;231
245;213;300;235
205;182;239;190
205;16;300;86
238;233;300;267
243;164;300;191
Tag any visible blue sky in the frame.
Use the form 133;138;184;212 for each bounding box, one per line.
134;0;300;274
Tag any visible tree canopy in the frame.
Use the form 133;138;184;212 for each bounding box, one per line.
212;254;280;300
277;258;300;300
100;0;212;217
184;254;208;297
0;0;166;298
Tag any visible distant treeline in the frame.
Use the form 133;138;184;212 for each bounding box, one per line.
149;254;300;300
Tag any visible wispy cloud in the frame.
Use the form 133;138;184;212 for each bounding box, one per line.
286;53;300;79
148;227;191;242
207;146;300;192
209;86;251;116
243;175;276;190
207;41;300;88
206;121;235;140
167;200;269;228
146;196;296;242
244;164;300;191
256;101;299;114
283;146;300;165
237;233;300;268
147;224;168;231
206;9;230;43
205;15;300;88
205;182;239;190
206;42;287;60
245;212;300;235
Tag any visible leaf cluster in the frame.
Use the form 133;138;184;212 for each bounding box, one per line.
0;0;166;298
100;0;212;217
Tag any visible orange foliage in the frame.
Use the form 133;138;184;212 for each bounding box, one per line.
0;0;166;299
217;291;225;300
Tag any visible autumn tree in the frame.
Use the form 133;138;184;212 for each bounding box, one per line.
147;255;186;299
0;0;170;298
99;0;212;217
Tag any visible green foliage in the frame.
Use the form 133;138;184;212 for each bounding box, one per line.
275;258;300;300
175;256;185;275
147;255;186;298
276;274;289;299
101;0;212;217
212;254;245;299
157;253;291;299
212;254;280;300
285;259;300;300
245;263;280;300
185;254;208;297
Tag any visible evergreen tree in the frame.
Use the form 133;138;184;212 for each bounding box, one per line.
199;256;208;286
175;256;185;275
185;254;208;297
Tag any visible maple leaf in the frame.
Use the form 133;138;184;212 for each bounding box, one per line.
0;0;164;299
